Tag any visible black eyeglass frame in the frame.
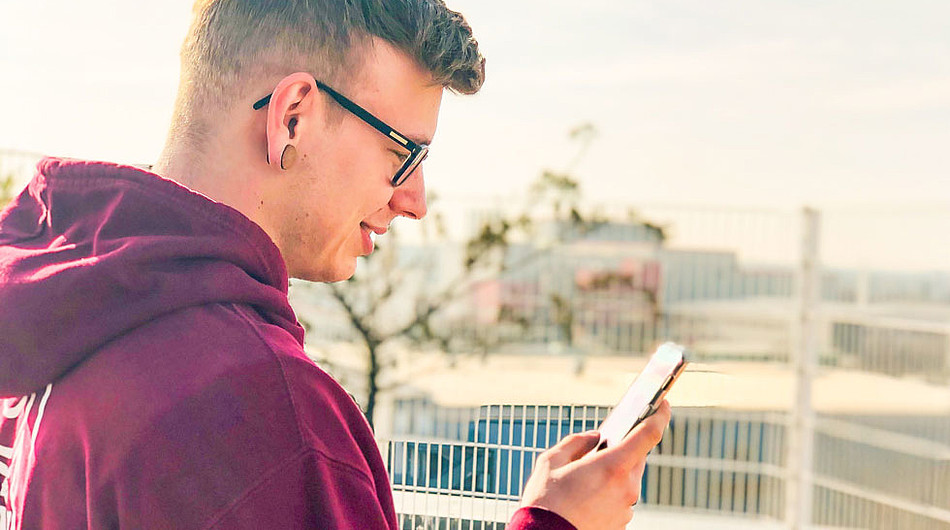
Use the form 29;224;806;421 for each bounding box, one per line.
253;79;428;187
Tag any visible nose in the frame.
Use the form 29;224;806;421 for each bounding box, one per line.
389;167;427;220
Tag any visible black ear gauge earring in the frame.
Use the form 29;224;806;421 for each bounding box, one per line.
280;145;298;170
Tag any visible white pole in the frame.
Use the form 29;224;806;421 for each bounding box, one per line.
945;323;950;386
787;207;820;529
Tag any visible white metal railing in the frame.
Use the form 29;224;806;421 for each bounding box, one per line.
822;310;950;383
384;402;950;529
384;405;792;527
812;415;950;529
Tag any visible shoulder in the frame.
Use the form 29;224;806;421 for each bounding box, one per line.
108;301;378;466
230;305;383;479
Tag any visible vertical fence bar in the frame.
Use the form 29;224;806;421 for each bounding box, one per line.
787;207;820;529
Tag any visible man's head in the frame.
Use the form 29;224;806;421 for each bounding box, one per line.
157;0;484;282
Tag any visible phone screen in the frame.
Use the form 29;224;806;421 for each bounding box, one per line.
597;342;687;450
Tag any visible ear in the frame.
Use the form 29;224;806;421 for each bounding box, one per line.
265;72;318;169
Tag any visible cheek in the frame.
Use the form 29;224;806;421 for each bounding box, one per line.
299;134;394;232
337;135;400;189
335;160;398;215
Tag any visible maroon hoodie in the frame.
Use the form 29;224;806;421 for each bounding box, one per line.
0;159;573;529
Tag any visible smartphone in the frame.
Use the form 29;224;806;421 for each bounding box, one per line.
596;342;688;451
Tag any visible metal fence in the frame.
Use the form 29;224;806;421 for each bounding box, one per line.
386;403;791;528
291;200;950;529
384;406;950;530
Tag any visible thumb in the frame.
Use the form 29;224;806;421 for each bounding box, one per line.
602;400;671;471
543;430;601;468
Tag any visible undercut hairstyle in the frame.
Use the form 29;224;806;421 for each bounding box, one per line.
170;0;485;146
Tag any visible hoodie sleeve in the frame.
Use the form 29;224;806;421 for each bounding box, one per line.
508;506;577;530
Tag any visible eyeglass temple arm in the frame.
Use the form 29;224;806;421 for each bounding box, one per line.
251;85;418;150
314;81;415;149
252;94;272;111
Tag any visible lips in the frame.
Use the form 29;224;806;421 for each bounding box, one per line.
359;222;387;255
361;223;388;236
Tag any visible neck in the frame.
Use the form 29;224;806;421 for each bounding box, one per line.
153;143;206;192
153;132;275;243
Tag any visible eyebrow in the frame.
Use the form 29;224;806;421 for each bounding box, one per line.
407;134;432;146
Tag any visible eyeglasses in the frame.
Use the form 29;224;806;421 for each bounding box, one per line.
253;79;428;187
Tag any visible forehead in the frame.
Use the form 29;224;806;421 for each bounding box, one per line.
345;38;443;145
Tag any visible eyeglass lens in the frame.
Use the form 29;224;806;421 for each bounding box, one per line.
393;148;428;186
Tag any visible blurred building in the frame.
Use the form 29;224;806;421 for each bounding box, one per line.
463;220;665;355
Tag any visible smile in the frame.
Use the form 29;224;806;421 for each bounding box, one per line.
359;222;387;255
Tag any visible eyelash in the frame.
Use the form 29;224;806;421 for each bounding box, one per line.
391;149;409;163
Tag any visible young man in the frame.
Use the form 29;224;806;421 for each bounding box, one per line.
0;1;671;528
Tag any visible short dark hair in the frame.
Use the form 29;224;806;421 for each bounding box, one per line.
172;0;485;139
360;0;485;95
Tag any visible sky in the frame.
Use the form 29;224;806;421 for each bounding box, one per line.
1;0;948;268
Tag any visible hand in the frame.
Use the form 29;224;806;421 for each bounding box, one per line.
518;400;672;530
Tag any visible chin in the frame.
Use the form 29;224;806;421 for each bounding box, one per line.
326;267;357;283
296;259;358;283
286;244;360;282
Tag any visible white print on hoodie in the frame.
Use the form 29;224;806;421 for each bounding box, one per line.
0;384;53;530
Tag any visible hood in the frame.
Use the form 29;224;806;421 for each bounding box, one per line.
0;158;304;397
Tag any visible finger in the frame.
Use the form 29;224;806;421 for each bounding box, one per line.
542;430;601;468
603;400;671;471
